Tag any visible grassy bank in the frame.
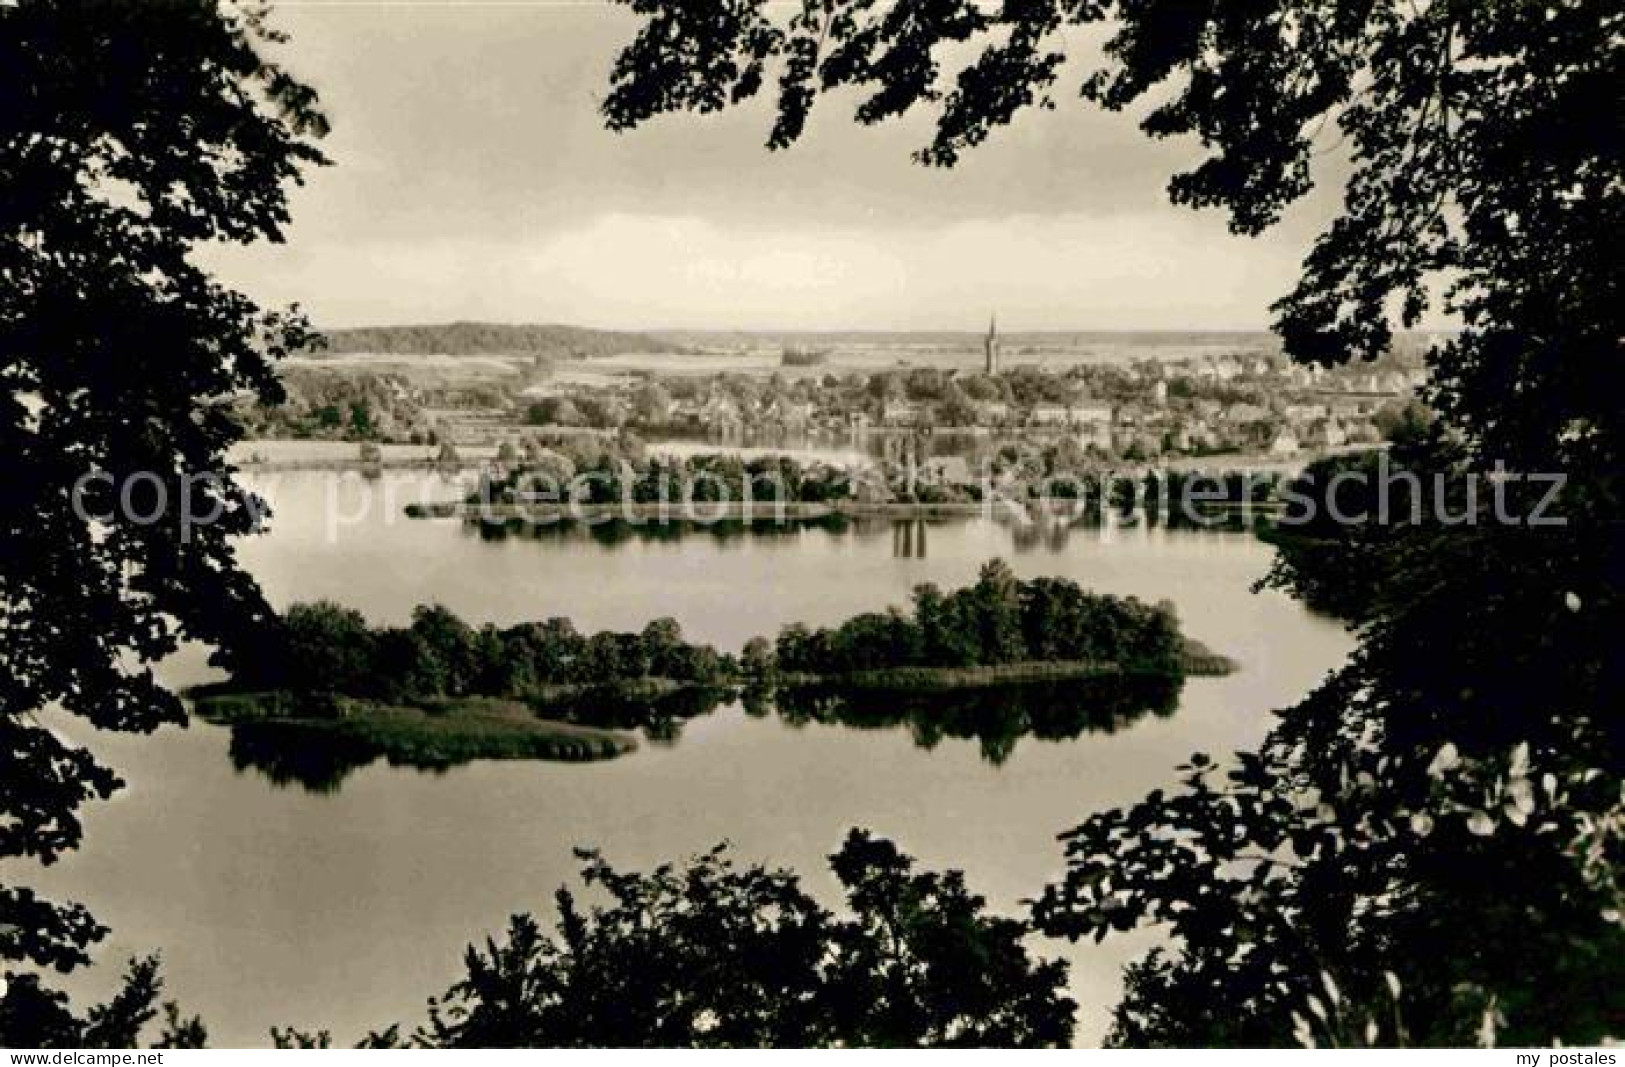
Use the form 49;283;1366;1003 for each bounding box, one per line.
777;661;1122;692
192;690;638;764
775;640;1235;694
403;500;990;521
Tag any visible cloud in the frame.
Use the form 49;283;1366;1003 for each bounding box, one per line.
206;3;1354;330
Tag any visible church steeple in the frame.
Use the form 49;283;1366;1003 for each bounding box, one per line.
984;312;1001;375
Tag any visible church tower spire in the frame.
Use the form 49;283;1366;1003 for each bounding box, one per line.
984;312;1001;375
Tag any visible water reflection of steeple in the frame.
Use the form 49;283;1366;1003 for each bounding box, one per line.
892;518;929;558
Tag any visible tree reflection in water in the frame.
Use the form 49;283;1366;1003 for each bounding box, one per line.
225;673;1183;791
767;673;1181;766
466;512;1260;560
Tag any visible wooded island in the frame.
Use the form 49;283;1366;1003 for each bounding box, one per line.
192;561;1234;779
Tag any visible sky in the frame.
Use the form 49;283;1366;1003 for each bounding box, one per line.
204;0;1354;332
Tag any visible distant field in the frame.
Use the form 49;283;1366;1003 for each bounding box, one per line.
192;691;638;766
294;326;1442;378
228;439;499;469
285;352;527;374
288;340;1277;381
567;331;1283;377
651;328;1283;351
292;327;1294;379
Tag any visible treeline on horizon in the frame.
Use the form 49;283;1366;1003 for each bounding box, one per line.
236;561;1190;709
312;322;684;358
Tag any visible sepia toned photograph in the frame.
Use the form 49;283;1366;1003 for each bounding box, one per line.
1;0;1620;1053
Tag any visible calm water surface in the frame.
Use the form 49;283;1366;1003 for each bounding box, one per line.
33;472;1352;1046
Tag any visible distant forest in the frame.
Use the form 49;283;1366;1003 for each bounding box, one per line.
313;321;685;358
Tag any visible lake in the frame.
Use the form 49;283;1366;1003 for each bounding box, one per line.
30;471;1353;1047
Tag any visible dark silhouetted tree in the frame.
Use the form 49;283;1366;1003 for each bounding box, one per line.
0;0;326;1041
0;957;207;1049
418;831;1074;1047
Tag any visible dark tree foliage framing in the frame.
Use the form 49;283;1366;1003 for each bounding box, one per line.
413;831;1075;1048
0;958;207;1050
0;0;326;1038
604;0;1624;1048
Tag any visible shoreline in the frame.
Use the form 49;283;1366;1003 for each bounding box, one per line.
402;499;992;522
190;642;1236;765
